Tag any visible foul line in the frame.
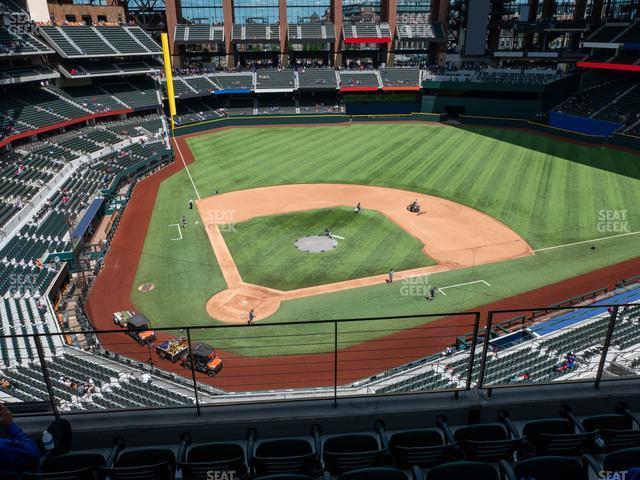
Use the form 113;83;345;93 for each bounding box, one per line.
331;234;345;240
438;280;491;296
172;138;201;200
534;230;640;253
169;224;182;241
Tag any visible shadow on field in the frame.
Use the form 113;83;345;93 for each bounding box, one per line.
451;125;640;181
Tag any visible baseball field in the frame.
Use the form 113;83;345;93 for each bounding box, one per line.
126;123;640;356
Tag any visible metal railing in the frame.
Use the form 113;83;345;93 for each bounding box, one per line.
1;302;639;417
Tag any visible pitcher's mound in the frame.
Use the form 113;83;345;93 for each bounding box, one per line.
294;235;337;253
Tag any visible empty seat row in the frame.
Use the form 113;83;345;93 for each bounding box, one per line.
16;403;640;479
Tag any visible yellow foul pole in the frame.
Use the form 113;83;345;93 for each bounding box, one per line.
160;32;177;131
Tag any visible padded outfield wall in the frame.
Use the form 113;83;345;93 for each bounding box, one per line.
170;111;640;152
171;113;445;136
459;115;640;151
343;93;422;115
420;74;578;119
548;112;623;137
421;95;544;118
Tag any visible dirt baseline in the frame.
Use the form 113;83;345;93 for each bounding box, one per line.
197;184;533;323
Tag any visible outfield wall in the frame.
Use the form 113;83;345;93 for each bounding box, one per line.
172;113;445;137
170;111;640;152
421;95;543;118
459;115;640;151
548;112;623;137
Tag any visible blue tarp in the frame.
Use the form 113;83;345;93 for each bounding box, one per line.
549;111;623;137
72;197;104;238
214;89;252;95
530;288;640;336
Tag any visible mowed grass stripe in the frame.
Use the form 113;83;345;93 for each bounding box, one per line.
184;124;640;248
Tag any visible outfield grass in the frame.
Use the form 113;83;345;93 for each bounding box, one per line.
130;124;640;355
223;207;434;290
185;124;640;248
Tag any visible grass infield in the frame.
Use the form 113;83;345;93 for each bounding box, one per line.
222;207;435;291
130;124;640;354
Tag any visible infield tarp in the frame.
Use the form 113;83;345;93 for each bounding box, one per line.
549;111;623;137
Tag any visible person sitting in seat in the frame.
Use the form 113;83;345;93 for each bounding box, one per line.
0;404;40;476
511;371;530;383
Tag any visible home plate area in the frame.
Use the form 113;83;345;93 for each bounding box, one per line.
225;294;264;310
206;285;283;323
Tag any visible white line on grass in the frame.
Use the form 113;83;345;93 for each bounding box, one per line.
172;138;201;200
331;234;345;240
169;224;183;241
534;230;640;253
438;280;491;296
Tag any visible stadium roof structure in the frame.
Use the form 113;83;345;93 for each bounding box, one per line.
38;25;162;59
